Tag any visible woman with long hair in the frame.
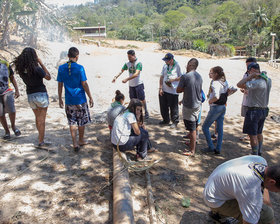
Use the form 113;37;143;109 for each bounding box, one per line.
14;47;51;147
111;98;153;160
202;66;229;155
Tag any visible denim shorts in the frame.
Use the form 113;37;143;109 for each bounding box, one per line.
129;83;145;101
0;91;15;116
243;108;268;135
27;92;49;109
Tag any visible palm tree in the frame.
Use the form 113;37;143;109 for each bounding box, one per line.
250;6;269;33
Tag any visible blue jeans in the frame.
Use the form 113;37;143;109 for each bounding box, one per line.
115;127;149;159
202;105;226;152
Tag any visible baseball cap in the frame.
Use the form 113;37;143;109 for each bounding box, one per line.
162;53;174;61
247;62;260;71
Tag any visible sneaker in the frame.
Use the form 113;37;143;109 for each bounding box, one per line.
214;149;221;155
170;123;177;129
159;120;169;125
208;211;222;223
201;147;214;153
208;211;237;224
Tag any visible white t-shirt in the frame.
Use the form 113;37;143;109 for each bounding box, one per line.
242;72;249;106
161;61;182;95
111;111;137;145
209;80;229;106
203;155;267;224
122;59;143;87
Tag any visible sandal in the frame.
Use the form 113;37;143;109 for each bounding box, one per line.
13;128;21;137
74;146;80;152
3;133;10;140
182;149;194;156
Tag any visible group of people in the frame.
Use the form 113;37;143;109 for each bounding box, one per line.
0;47;93;152
0;47;278;223
108;50;278;223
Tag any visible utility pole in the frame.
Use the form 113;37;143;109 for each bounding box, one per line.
270;33;276;61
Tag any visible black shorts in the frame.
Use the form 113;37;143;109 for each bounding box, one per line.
129;83;145;101
183;119;198;132
243;108;268;135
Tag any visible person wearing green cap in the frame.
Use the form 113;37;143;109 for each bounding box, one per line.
237;63;271;156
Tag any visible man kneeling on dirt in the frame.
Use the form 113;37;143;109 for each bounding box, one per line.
203;155;279;224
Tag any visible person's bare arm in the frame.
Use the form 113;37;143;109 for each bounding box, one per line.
81;81;94;107
242;220;251;224
169;76;181;82
122;70;140;83
176;87;184;93
209;97;218;104
58;82;64;108
159;76;164;96
9;75;20;98
237;73;257;89
131;122;140;135
112;69;124;83
38;58;51;80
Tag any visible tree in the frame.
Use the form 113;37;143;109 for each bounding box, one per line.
250;6;269;33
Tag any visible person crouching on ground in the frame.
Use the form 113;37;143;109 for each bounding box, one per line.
204;155;278;224
14;47;51;147
107;90;125;131
111;98;154;161
57;47;94;152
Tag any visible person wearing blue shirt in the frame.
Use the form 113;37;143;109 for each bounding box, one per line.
57;47;94;152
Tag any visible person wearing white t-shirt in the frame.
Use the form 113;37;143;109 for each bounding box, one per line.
111;99;151;160
112;50;149;119
159;53;182;128
204;155;279;224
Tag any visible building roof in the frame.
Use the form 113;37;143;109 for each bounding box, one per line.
73;26;106;30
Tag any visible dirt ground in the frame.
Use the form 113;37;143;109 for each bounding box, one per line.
0;38;280;224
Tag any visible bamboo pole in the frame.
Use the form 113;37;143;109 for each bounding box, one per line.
113;148;134;224
146;170;157;224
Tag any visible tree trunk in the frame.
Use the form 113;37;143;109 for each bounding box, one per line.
0;0;11;49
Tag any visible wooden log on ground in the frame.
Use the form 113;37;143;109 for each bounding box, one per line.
146;170;157;224
113;148;134;224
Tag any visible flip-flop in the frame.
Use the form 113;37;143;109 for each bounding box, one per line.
74;146;80;152
182;150;194;156
79;141;90;146
13;129;21;137
3;133;11;140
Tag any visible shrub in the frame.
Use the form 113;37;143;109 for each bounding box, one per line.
207;44;236;56
193;39;208;52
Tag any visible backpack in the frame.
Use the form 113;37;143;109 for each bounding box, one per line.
0;60;10;95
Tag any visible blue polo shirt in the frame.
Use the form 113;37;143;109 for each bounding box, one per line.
57;62;87;105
